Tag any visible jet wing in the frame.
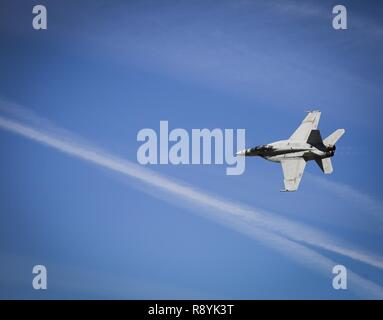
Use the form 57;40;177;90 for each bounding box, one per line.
280;159;306;191
289;111;321;142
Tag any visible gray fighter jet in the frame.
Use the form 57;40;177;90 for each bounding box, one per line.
236;111;345;191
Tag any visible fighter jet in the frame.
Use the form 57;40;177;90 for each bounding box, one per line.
236;111;345;191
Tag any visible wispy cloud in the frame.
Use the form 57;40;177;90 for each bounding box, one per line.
308;173;383;224
0;253;206;299
0;103;382;298
265;0;383;36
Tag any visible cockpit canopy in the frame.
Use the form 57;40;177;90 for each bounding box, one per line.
249;144;273;153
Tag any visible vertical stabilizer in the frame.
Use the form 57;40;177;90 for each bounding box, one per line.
307;129;326;150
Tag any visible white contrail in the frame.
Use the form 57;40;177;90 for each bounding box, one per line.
0;113;382;298
0;113;381;270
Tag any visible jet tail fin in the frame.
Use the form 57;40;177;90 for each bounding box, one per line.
323;129;345;146
315;158;333;174
307;129;326;150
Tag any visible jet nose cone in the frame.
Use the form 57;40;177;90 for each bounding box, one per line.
236;150;246;156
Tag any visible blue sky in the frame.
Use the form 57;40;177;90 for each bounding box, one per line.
0;0;382;299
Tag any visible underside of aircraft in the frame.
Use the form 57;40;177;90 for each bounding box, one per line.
237;111;345;191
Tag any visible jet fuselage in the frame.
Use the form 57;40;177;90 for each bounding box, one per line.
235;111;344;191
239;140;335;163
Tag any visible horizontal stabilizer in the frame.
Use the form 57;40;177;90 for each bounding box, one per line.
315;158;333;174
324;129;345;146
